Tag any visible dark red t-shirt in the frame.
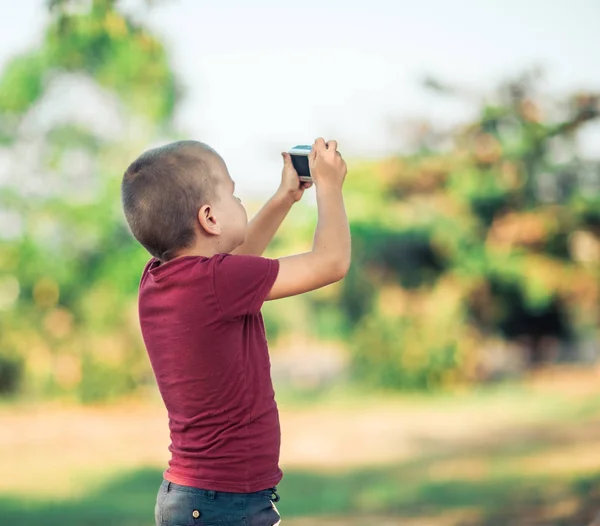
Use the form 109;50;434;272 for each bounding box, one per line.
138;253;281;493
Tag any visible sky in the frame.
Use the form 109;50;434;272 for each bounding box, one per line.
1;0;599;197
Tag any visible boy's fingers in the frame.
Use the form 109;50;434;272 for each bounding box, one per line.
326;140;338;152
301;182;313;189
314;137;327;153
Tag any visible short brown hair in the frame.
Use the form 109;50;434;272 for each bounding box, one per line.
121;140;219;261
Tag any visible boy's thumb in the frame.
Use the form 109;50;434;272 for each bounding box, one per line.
281;152;291;165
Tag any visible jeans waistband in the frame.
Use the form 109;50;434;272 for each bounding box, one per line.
162;480;280;502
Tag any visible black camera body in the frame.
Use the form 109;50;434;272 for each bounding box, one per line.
288;145;312;183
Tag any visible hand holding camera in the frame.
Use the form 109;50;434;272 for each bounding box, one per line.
288;139;347;190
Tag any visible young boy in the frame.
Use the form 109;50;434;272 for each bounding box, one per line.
121;137;350;526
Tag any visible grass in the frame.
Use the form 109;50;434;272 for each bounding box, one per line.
0;463;598;525
2;368;600;525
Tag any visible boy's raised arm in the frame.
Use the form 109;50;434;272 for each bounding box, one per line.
232;154;311;257
266;138;350;300
231;192;295;257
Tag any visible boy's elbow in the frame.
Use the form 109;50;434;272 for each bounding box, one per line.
314;249;351;283
331;257;351;282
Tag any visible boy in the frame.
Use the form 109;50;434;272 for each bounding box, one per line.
121;137;350;526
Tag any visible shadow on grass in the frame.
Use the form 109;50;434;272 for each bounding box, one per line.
0;462;599;526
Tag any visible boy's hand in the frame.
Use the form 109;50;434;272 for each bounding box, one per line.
277;152;313;204
266;137;350;301
308;138;347;189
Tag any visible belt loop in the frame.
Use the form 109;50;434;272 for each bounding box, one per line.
166;481;172;492
271;487;280;503
207;490;216;500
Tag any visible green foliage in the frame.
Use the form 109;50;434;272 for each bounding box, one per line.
266;76;599;391
340;78;600;388
0;0;598;401
77;354;138;404
0;54;45;113
0;0;175;402
0;351;24;397
44;5;178;122
0;0;177;124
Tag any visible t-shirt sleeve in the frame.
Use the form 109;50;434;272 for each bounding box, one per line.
212;254;280;318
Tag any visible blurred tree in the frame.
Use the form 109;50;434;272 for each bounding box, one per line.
266;72;600;391
1;2;598;399
0;0;178;401
341;72;600;389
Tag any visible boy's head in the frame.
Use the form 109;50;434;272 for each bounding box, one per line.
122;140;247;261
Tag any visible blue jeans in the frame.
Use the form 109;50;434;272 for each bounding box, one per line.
155;480;281;526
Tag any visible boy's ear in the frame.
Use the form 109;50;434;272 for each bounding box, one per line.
197;204;221;236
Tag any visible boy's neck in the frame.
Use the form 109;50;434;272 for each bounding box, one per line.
174;239;232;259
175;246;219;259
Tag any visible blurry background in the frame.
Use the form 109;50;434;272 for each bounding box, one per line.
0;1;599;525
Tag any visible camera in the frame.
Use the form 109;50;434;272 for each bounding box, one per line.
288;145;312;183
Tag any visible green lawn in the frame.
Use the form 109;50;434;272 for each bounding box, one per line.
2;374;600;525
0;463;598;525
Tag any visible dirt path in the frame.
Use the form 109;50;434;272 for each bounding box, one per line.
2;368;600;499
2;368;600;526
0;393;574;480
